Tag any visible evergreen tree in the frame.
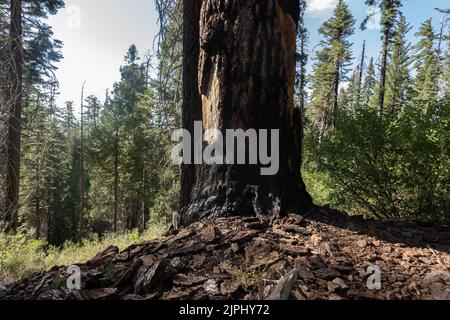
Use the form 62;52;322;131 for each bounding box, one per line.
385;13;412;110
309;0;355;138
413;19;440;107
363;0;402;116
362;57;377;107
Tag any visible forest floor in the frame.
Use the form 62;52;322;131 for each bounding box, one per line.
1;208;449;300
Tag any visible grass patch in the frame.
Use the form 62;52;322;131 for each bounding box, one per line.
0;223;166;286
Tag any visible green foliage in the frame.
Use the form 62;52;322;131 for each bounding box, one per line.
0;223;166;285
304;98;449;222
309;0;355;138
413;19;441;106
385;13;412;109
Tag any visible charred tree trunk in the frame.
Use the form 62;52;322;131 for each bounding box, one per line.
357;40;366;104
180;0;312;226
179;0;202;211
125;198;140;230
4;0;23;233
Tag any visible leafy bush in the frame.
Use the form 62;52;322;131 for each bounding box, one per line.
303;99;449;223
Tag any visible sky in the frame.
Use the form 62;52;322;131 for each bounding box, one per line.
48;0;448;109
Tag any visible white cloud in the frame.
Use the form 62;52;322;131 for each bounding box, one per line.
307;0;337;14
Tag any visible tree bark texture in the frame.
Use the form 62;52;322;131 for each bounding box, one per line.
180;0;312;226
4;0;23;233
180;0;203;211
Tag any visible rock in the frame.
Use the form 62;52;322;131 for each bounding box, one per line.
267;269;299;300
314;268;341;280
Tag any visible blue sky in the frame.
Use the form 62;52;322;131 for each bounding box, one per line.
48;0;448;109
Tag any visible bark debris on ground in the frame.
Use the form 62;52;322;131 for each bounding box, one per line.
1;209;449;300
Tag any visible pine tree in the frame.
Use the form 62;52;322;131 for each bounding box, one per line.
1;0;64;233
309;0;355;138
385;13;412;110
362;57;377;107
85;95;101;130
363;0;402;116
413;19;440;107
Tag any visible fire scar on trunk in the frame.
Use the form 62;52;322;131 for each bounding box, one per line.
201;59;221;144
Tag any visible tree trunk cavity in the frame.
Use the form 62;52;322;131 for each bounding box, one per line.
180;0;312;226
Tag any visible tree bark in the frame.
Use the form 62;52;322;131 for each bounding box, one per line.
357;40;365;104
333;59;341;128
78;82;86;243
179;0;202;211
113;127;119;233
180;0;312;226
4;0;23;233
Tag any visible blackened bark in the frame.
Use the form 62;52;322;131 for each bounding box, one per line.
357;40;366;104
4;0;23;233
179;0;202;212
180;0;312;226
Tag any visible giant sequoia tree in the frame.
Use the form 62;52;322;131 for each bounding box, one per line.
179;0;313;226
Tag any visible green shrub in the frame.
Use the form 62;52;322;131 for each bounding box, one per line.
0;223;166;285
303;99;449;223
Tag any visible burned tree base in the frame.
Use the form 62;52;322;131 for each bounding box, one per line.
180;165;313;226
